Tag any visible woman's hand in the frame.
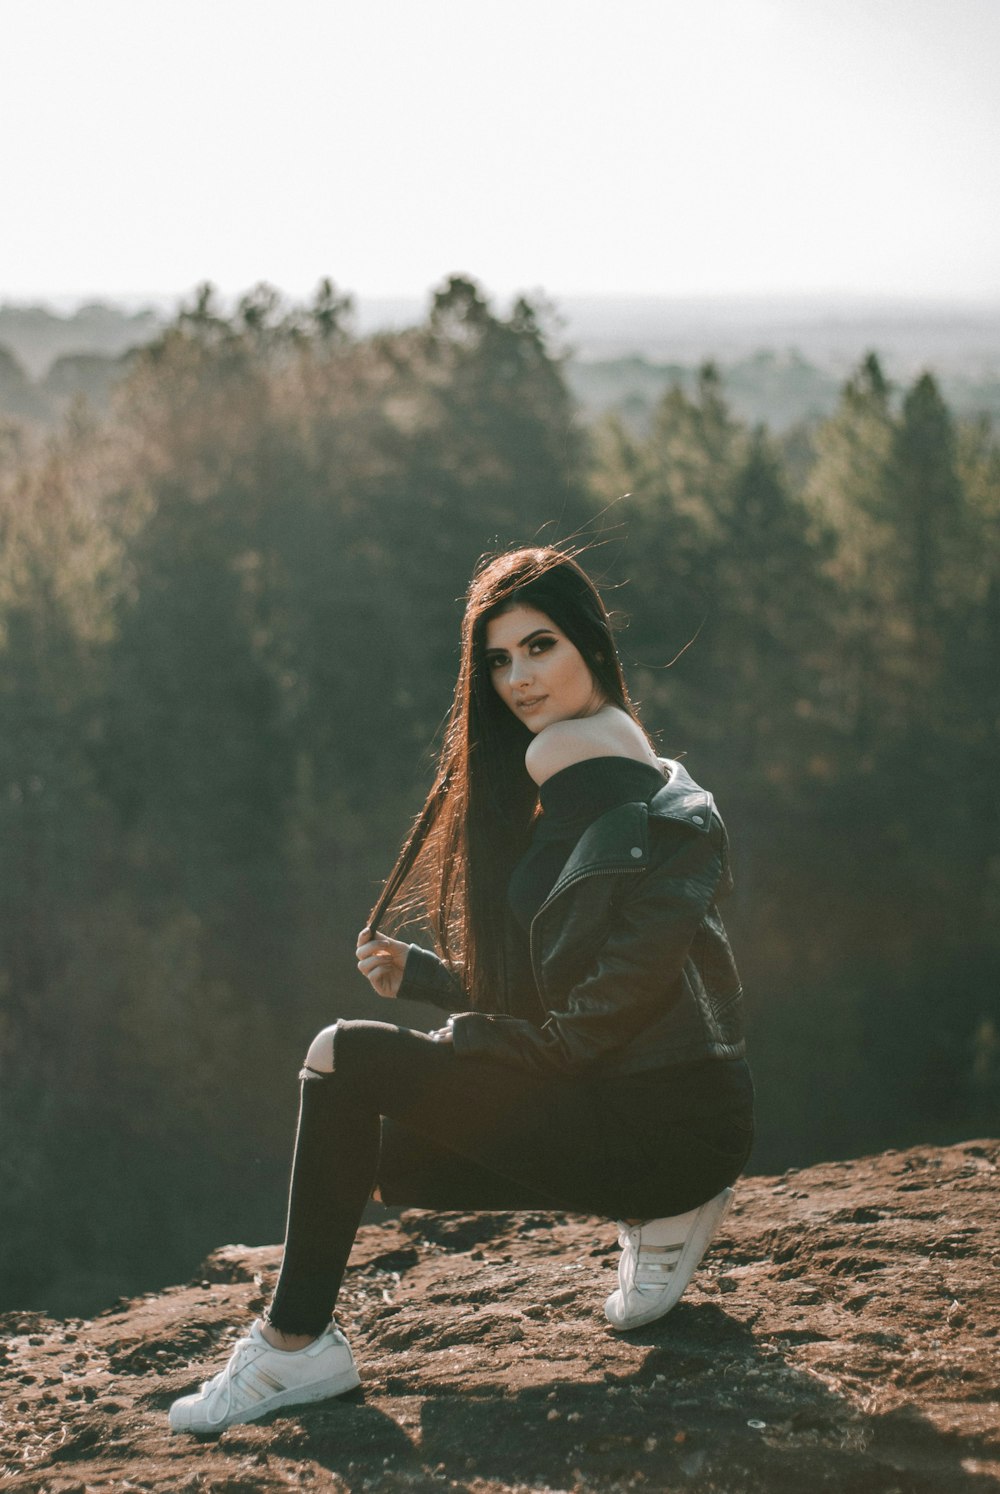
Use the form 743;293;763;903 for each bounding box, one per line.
355;926;409;998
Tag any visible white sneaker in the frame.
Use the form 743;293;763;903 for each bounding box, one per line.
604;1187;734;1331
168;1319;360;1435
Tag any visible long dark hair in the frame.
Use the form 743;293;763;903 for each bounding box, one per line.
367;545;649;1008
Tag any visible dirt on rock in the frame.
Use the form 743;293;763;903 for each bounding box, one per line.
2;1139;998;1493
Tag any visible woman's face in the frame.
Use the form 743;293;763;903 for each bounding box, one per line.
483;604;606;733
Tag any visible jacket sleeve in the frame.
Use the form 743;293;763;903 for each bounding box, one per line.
448;820;725;1073
395;943;465;1012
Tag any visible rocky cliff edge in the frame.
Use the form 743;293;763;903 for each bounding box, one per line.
2;1140;998;1493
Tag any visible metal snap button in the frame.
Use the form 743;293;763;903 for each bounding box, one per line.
630;846;643;858
692;815;704;825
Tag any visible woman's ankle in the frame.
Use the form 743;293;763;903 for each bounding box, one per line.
260;1319;318;1352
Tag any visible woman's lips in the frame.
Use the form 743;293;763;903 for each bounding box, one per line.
517;696;546;712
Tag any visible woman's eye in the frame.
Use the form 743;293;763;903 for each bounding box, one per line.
488;654;508;670
529;637;556;655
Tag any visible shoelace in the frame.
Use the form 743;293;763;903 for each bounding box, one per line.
200;1335;260;1408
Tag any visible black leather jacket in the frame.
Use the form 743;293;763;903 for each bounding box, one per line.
397;758;746;1077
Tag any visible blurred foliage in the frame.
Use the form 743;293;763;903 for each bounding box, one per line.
1;277;997;1314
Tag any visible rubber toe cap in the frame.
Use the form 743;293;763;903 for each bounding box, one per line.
603;1289;626;1327
168;1393;220;1435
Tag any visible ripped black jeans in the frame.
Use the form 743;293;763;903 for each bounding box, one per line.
266;1020;754;1337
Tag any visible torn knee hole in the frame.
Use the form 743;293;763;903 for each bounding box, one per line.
304;1023;338;1073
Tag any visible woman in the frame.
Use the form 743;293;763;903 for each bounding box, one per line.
168;545;753;1435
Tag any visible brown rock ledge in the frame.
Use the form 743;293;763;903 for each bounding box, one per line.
2;1140;998;1493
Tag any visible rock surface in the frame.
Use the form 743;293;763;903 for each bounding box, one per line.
2;1140;998;1493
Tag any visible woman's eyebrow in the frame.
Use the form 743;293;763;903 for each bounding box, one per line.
485;628;555;656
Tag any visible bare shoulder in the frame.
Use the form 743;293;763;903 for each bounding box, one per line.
525;706;662;786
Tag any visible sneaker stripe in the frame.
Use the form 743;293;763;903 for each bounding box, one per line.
233;1374;266;1402
233;1365;287;1401
253;1368;287;1393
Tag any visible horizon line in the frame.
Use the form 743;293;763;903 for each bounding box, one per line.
5;287;1000;320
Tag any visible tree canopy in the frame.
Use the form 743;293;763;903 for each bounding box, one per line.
1;278;997;1314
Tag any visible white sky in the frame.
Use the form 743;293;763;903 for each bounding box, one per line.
2;0;998;305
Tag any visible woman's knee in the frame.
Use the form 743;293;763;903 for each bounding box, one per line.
304;1015;423;1084
304;1023;340;1073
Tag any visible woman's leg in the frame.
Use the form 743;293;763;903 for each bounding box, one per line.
375;1116;563;1210
264;1062;382;1340
313;989;445;1206
169;1023;751;1432
264;1019;753;1342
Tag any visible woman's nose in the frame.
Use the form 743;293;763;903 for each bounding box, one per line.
509;655;533;687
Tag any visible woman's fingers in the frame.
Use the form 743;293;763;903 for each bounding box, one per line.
356;931;380;956
357;925;394;945
357;948;395;970
356;929;404;958
357;950;403;978
355;927;406;998
358;957;395;989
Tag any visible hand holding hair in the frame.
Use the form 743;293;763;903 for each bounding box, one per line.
355;926;409;999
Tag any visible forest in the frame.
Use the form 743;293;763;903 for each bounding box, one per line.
1;275;998;1316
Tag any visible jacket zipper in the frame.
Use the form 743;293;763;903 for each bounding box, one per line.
528;864;646;1015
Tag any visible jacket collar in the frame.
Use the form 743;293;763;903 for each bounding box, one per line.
541;757;714;901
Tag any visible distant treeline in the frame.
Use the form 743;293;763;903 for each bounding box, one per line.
1;276;997;1316
5;296;1000;434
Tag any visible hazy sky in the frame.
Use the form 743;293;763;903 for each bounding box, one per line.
3;0;998;305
